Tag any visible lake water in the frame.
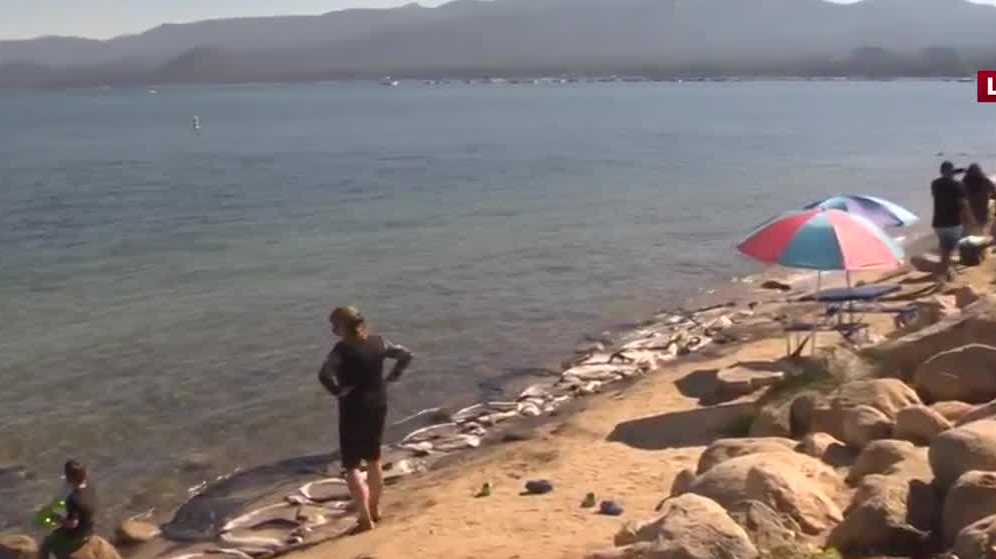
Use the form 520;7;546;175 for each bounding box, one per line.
1;79;993;531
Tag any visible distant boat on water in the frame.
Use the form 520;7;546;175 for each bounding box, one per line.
381;76;400;87
148;89;158;95
192;115;201;134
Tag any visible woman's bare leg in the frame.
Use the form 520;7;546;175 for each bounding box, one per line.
345;467;374;530
367;459;384;522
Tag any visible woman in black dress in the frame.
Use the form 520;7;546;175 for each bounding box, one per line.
318;306;413;531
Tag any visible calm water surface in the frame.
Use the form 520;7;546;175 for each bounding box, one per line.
1;80;993;530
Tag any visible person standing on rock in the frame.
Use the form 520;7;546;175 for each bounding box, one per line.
931;161;974;281
318;306;413;532
38;461;99;559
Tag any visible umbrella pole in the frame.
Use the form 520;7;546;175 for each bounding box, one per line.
813;271;821;356
846;271;853;324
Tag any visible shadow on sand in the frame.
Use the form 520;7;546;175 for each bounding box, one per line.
606;402;755;450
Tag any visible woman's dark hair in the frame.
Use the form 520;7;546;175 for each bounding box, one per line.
967;163;985;178
64;460;87;484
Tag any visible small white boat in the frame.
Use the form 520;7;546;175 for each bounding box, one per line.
380;76;400;87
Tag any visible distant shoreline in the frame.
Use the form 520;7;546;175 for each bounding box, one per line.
0;74;978;93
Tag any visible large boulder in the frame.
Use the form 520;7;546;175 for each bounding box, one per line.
828;473;936;555
830;379;922;420
751;392;823;439
116;519;161;545
796;432;855;467
930;420;996;487
67;537;122;559
932;401;977;424
0;536;38;559
743;463;843;536
725;500;801;555
803;379;920;444
957;399;996;427
954;514;996;559
943;471;996;544
914;345;996;404
841;405;895;449
894;405;952;446
688;453;844;536
863;295;996;381
601;493;759;559
846;440;930;485
670;469;696;497
696;438;797;475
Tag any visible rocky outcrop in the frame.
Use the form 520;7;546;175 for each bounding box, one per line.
116;519;161;545
846;440;930;485
864;295;996;381
688;452;844;536
750;391;824;439
932;401;977;424
943;471;996;544
0;535;38;559
696;438;797;475
841;405;895;449
930;420;996;487
797;379;920;445
597;494;758;559
894;405;952;446
954;514;996;559
828;473;936;555
796;433;854;467
670;469;696;497
743;463;843;535
715;367;785;399
725;500;802;555
914;345;996;404
830;379;922;421
66;536;122;559
956;399;996;427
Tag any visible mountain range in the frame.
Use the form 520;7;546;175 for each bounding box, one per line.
3;0;996;88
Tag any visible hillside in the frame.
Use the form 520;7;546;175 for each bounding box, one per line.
3;0;996;87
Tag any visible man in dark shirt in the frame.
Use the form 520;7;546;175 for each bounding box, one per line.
931;161;974;281
38;461;96;559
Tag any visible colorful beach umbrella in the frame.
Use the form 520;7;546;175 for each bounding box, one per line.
803;195;918;228
737;208;905;271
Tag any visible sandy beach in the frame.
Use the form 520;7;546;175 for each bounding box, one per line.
39;228;989;559
280;259;992;559
12;226;996;559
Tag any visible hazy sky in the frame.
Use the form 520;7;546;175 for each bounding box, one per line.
2;0;996;41
0;1;448;40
